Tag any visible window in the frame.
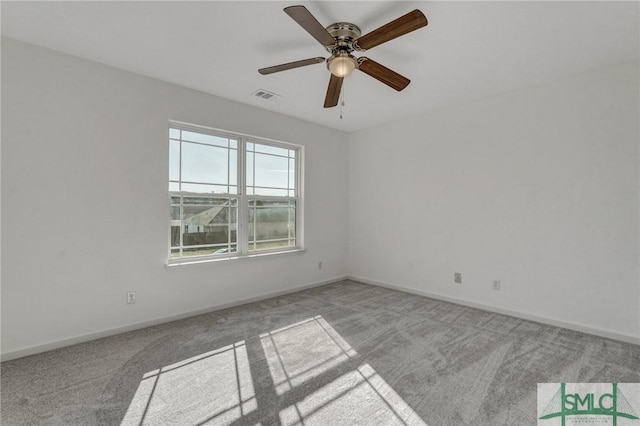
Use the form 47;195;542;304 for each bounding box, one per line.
169;123;302;262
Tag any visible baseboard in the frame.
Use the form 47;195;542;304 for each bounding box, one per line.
348;275;640;346
1;275;348;362
5;274;636;361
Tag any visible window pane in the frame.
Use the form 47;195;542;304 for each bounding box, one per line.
253;152;289;191
248;200;296;251
229;207;238;244
169;181;180;191
182;130;229;148
183;246;237;258
288;205;296;238
252;240;292;251
170;206;181;247
182;197;229;206
182;199;237;249
246;151;254;191
180;183;232;194
246;146;297;196
230;149;237;186
253;142;288;157
169;128;180;139
212;245;238;255
169;139;180;181
182;143;229;185
251;187;288;196
288;158;296;191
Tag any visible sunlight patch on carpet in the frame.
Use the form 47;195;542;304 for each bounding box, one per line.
279;363;427;426
260;315;357;395
121;341;256;425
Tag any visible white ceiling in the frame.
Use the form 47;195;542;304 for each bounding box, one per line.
2;1;638;132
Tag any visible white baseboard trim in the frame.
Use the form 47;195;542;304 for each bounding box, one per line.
348;275;640;346
1;275;348;362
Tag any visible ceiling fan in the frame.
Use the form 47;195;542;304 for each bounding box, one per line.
258;5;428;108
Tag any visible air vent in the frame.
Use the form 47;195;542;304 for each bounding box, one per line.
251;89;281;102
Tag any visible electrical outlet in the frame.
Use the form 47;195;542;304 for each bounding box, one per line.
493;280;501;291
127;291;136;304
454;272;462;284
318;261;323;270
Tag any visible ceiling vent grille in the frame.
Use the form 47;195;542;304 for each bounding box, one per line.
252;89;281;102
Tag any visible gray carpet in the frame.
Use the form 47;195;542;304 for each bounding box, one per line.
2;280;639;425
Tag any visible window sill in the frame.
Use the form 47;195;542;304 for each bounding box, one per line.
166;248;306;267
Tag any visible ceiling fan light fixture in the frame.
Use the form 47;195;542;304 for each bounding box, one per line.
328;54;357;77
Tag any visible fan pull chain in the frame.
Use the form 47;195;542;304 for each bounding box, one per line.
340;83;346;119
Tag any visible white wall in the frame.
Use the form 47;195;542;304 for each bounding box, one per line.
3;37;639;360
348;61;640;341
1;38;349;358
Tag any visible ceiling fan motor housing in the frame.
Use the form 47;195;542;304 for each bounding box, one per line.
325;22;362;54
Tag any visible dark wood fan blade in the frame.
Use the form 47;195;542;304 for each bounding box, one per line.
324;74;343;108
258;57;325;75
284;5;336;47
355;9;427;51
357;57;410;91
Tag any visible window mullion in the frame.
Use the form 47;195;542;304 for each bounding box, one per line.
179;195;184;258
296;149;303;249
178;130;184;258
227;142;231;252
239;138;248;255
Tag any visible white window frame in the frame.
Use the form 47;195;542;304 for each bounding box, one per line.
168;121;304;265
